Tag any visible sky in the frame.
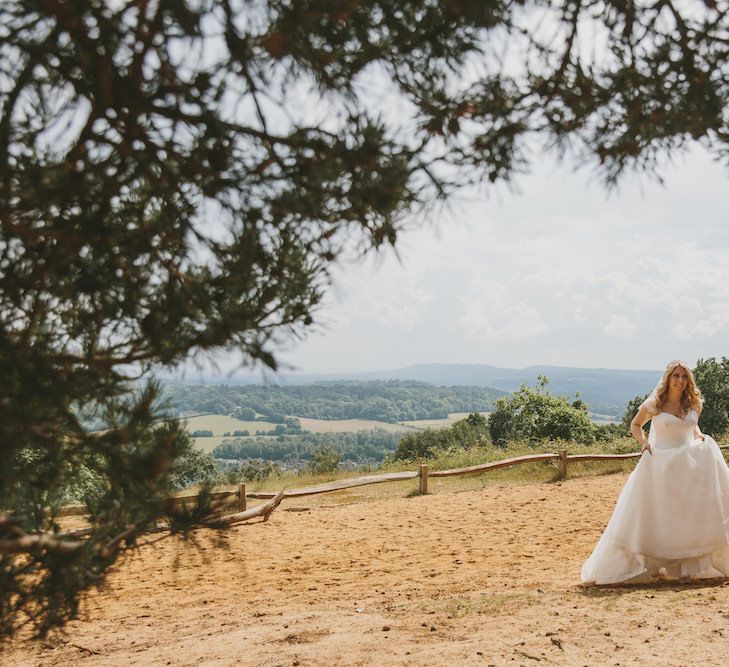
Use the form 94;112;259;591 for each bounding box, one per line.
242;143;729;377
166;13;729;381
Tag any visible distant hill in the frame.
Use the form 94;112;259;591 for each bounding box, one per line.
178;363;660;418
347;364;659;416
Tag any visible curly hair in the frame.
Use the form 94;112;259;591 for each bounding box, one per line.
654;360;704;415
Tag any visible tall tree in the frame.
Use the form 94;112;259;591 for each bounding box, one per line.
3;0;729;638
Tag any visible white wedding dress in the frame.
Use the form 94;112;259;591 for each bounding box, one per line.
582;406;729;584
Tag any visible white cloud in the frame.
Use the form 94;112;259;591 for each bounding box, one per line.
254;144;729;373
572;307;587;324
673;303;729;339
603;314;636;339
368;299;422;331
460;298;547;341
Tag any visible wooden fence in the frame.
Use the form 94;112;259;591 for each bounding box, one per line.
58;446;721;517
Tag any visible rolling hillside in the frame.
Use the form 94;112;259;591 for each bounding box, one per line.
186;364;660;417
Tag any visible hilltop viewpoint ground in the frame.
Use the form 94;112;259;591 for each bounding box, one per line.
6;471;729;666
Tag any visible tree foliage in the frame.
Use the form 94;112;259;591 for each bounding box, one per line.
622;393;650;434
212;428;402;464
392;413;491;460
3;0;729;639
164;380;501;422
488;377;597;447
236;407;257;422
169;439;218;490
1;384;200;640
308;445;342;475
693;357;729;436
236;459;282;484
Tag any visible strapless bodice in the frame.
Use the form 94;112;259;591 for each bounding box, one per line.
650;409;699;449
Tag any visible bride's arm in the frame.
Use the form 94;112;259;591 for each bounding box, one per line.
630;406;654;455
694;424;705;441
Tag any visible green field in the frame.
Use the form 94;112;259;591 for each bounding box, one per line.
294;417;416;434
184;414;280;434
184;415;280;452
399;412;490;430
186;414;414;452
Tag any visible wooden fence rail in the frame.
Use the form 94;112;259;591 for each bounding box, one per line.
428;453;560;478
567;452;641;462
246;471;418;499
55;444;729;517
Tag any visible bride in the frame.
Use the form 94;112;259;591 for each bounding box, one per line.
581;360;729;584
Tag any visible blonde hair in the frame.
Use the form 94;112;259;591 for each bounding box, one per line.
654;360;704;415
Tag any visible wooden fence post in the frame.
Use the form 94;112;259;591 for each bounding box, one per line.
558;450;568;480
238;483;247;511
418;464;428;495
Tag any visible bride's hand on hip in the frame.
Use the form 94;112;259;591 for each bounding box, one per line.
641;443;652;455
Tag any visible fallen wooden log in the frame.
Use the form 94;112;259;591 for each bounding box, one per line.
205;489;285;527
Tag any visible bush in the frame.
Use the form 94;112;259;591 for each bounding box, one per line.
392;413;490;460
621;394;649;434
694;357;729;436
236;407;257;421
488;376;596;447
285;417;302;433
240;459;281;483
170;442;217;490
308;445;341;474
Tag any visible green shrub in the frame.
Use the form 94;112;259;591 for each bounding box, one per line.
392;413;490;460
488;376;596;447
694;357;729;436
240;459;281;482
308;445;341;474
170;443;217;490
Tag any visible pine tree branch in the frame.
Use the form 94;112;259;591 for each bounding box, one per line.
0;532;83;555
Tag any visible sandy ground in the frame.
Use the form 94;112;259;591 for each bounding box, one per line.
6;472;729;666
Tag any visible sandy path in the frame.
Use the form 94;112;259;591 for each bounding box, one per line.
6;473;729;666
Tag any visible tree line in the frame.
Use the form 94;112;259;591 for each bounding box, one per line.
163;380;503;423
212;429;402;464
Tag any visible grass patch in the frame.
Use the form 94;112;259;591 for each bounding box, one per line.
429;592;541;619
188;435;728;507
217;439;641;507
383;438;640;487
294;417;416;433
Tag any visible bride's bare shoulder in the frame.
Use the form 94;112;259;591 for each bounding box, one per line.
638;395;658;415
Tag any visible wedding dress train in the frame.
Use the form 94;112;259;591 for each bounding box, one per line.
581;408;729;584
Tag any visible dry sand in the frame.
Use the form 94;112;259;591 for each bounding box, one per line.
6;473;729;666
